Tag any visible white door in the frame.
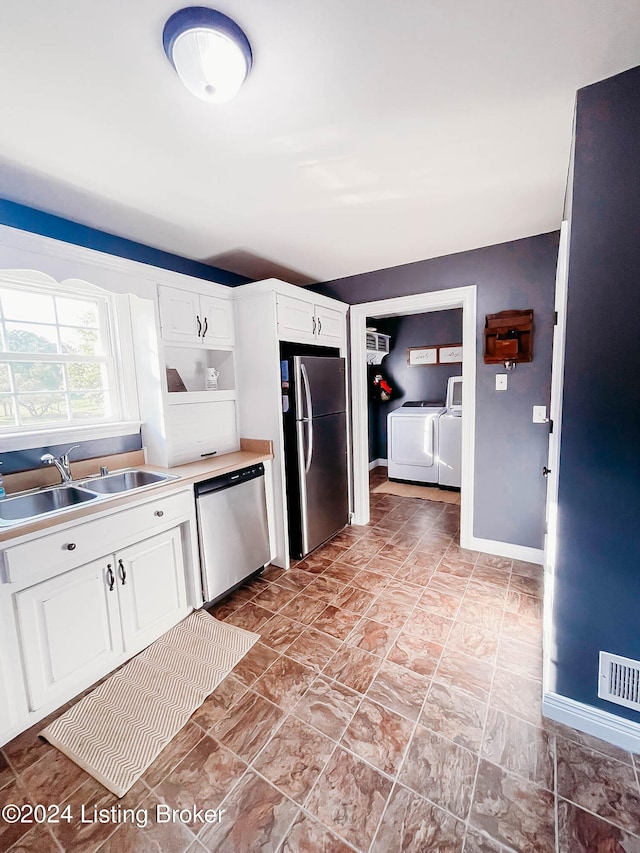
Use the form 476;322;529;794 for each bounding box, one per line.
200;294;234;346
276;293;315;342
117;529;189;655
315;304;344;344
542;221;570;687
16;558;122;711
158;285;201;344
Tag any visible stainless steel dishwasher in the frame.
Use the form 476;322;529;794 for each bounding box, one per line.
195;463;270;604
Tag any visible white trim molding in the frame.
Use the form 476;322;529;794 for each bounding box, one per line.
369;458;388;470
467;535;544;566
349;285;477;549
543;691;640;755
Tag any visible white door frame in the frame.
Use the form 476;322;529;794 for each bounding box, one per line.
349;285;477;549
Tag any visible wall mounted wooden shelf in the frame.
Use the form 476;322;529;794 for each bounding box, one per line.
484;309;533;365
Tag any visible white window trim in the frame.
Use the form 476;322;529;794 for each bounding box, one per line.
0;270;141;448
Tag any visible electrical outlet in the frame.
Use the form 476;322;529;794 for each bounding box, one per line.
495;374;508;391
533;405;548;423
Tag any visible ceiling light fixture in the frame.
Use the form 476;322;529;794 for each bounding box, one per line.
162;6;252;103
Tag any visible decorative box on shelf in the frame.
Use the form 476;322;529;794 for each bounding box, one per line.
484;309;533;365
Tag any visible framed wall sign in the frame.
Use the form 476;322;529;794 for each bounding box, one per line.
407;346;438;366
438;344;463;363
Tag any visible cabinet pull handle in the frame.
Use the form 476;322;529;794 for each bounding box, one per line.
106;564;115;591
118;558;127;585
318;317;322;334
154;509;164;517
202;317;208;339
312;316;316;335
65;542;77;551
196;314;202;337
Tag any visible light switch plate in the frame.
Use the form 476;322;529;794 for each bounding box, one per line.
533;405;548;423
495;374;508;390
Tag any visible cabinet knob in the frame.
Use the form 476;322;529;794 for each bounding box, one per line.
154;510;164;517
65;542;77;551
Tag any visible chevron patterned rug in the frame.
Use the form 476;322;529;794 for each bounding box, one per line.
41;609;259;797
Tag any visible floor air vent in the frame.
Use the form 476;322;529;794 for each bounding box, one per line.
598;652;640;711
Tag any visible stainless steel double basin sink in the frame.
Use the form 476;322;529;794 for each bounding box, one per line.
0;470;177;526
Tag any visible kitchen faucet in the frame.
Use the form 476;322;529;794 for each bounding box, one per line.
40;445;80;484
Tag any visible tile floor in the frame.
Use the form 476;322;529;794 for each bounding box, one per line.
2;467;640;852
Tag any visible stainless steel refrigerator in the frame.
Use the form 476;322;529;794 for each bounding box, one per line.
282;355;349;559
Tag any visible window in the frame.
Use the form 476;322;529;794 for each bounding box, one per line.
0;281;121;433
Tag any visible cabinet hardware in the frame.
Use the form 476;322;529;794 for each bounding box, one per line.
118;559;127;585
312;316;316;334
196;314;202;337
65;543;77;551
154;509;164;517
106;564;115;591
318;317;322;334
202;317;208;339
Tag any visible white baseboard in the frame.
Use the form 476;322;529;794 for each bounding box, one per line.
369;458;388;470
465;534;543;565
543;691;640;754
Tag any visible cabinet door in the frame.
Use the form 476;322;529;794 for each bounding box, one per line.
15;559;122;712
315;304;344;344
200;294;234;346
117;529;189;655
276;294;315;342
158;285;202;344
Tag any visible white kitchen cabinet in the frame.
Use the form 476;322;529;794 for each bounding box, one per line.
158;285;234;347
117;529;187;654
16;556;123;712
276;292;344;345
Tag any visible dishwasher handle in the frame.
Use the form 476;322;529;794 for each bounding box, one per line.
195;463;265;498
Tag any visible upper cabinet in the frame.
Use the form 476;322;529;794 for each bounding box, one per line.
158;285;234;347
276;292;344;345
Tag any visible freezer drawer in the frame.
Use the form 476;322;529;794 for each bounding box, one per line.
195;465;270;603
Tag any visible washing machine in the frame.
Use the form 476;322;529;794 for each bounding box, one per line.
438;377;462;488
387;402;446;484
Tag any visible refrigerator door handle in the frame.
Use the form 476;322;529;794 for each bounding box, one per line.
300;364;314;472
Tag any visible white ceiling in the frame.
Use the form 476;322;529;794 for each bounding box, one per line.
0;1;638;284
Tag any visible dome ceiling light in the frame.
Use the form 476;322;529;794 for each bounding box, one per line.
162;6;253;103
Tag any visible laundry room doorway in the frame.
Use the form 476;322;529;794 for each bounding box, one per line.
349;285;476;549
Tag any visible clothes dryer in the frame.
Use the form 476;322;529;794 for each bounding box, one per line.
387;402;445;484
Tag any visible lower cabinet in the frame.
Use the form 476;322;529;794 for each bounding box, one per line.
14;528;189;714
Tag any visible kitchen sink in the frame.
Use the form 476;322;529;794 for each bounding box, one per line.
77;469;177;494
0;485;98;523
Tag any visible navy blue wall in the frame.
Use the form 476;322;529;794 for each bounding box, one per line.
313;232;558;549
0;198;249;286
551;66;640;721
368;310;462;461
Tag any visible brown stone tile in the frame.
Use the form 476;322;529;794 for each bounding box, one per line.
366;660;430;722
251;583;298;613
199;770;298;851
470;759;555;853
317;542;351;563
192;678;247;733
427;572;469;595
155;735;245;810
322;644;381;694
305;575;344;602
363;598;414;629
258;614;304;653
206;586;255;620
350;569;390;594
213;692;285;761
550;721;635;765
365;554;404;576
253;716;334;804
420;681;487;753
285;628;342;672
279;592;328;625
253;656;315;711
476;554;513;571
435;649;494;700
280;811;353;852
490;668;542;725
21;747;89;804
293;676;361;741
322;562;361;584
556;736;640;835
311;605;360;640
261;565;287;583
558;798;640;853
446;544;480;563
511;559;543;578
339;546;380;569
417;587;462;619
438;554;476;577
501;610;541;646
463;827;513;851
143;720;205;787
387;630;443;677
5;823;61;852
342;699;412;776
224;601;273;631
465;578;509;603
371;784;465;852
496;636;542;681
384;580;422;605
1;720;55;775
482;708;555;790
509;572;543;598
347;617;399;657
446;621;499;662
231;642;279;687
397;561;437;586
378;543;415;564
0;777;33;850
405;609;453;645
400;725;478;819
456;597;504;632
99;790;198;852
293;554;334;576
0;751;14;789
470;563;511;588
332;585;377;615
305;747;392;850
